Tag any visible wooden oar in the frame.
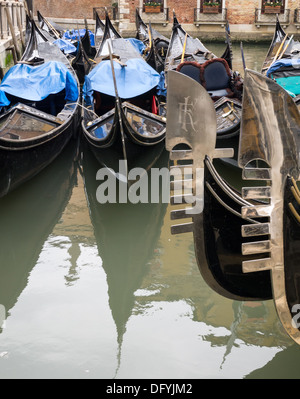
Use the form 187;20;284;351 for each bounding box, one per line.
148;23;152;50
278;35;294;60
43;17;60;39
181;32;188;64
269;33;288;68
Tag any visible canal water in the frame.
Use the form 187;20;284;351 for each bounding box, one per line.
1;42;300;380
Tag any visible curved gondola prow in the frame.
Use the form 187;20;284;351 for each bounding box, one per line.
95;10;122;59
94;10;105;46
238;69;300;345
71;36;94;85
135;7;148;41
37;10;61;40
220;20;233;70
261;16;289;72
21;16;47;63
166;71;270;301
80;19;96;59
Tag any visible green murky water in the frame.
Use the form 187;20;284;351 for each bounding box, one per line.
1;42;300;380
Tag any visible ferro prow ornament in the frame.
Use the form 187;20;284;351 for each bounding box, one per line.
166;71;273;301
238;69;300;344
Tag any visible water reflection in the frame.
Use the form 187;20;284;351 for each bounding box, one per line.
0;43;300;378
81;144;169;372
0;139;78;321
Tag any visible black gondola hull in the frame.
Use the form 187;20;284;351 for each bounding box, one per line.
82;107;165;180
192;158;273;301
0;113;79;197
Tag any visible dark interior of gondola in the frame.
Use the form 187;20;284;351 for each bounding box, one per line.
0;89;66;116
3;89;67;117
92;88;158;117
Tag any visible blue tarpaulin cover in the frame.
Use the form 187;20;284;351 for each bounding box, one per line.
267;58;300;97
125;38;146;55
83;58;160;105
0;61;79;107
63;29;95;47
266;58;300;76
54;38;77;54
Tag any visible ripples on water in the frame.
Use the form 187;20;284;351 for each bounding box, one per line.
1;43;300;380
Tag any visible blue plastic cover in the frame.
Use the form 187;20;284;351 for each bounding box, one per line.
275;76;300;97
83;58;160;104
125;38;146;55
0;61;79;107
54;38;77;54
63;29;95;47
266;58;300;77
157;71;167;97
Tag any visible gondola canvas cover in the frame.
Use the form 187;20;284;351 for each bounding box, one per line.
53;38;77;55
0;61;79;106
266;58;300;96
63;29;95;46
83;58;160;104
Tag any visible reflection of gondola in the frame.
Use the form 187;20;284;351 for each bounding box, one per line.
81;13;166;182
165;13;243;142
81;144;168;363
166;67;300;345
246;344;300;379
0;139;78;319
135;8;169;73
0;17;80;197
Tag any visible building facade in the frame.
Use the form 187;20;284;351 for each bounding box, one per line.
32;0;300;40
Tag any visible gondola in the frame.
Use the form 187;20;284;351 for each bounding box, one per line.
0;17;80;197
166;70;272;301
28;11;77;57
135;8;169;73
166;68;300;345
37;10;64;40
0;138;77;318
165;13;243;142
71;36;94;85
81;13;166;183
261;17;300;107
94;10;105;48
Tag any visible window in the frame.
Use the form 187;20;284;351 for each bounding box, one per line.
201;1;222;13
262;0;285;14
143;0;164;13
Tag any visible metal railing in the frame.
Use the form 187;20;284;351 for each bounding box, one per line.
0;0;26;40
194;8;227;23
255;8;290;25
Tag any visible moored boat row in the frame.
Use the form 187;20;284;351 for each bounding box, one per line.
1;6;300;349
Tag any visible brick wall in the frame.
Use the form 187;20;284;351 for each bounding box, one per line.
168;0;196;23
227;0;256;25
33;0;112;19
